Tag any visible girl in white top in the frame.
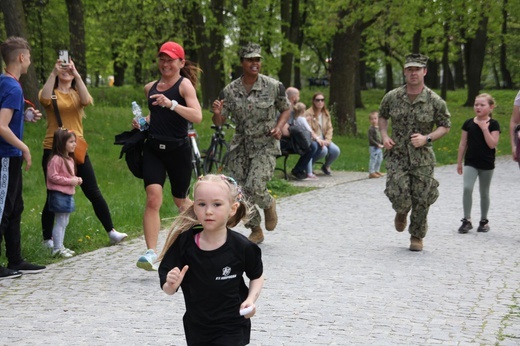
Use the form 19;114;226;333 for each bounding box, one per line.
294;102;319;180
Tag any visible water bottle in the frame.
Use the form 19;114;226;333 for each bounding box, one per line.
132;101;149;131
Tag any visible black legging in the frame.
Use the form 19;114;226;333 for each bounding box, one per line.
41;149;114;240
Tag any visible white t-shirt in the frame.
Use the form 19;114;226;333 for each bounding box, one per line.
295;116;312;133
514;90;520;107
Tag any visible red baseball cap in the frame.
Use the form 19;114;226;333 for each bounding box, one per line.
158;41;185;60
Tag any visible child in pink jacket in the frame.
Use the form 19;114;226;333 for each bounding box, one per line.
46;129;82;257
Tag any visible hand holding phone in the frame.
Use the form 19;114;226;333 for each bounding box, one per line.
58;50;69;67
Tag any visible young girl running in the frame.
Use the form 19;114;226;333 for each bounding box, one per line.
46;129;83;257
158;174;264;346
457;93;500;233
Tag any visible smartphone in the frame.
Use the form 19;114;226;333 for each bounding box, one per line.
58;50;69;65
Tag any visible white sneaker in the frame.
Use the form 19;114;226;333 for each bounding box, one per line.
305;174;319;181
52;248;73;258
108;229;128;244
42;239;54;249
136;249;158;271
63;248;76;255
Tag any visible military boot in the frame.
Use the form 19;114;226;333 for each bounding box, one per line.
409;236;423;251
264;199;278;231
248;226;264;244
394;212;408;232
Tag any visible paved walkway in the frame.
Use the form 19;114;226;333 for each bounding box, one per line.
1;157;519;345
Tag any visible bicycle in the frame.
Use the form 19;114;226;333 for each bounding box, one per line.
203;123;233;174
188;123;203;179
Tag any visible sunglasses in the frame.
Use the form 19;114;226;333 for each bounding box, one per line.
314;98;325;102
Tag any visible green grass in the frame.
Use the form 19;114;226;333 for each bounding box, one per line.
2;87;516;266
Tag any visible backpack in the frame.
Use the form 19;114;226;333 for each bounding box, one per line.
114;129;147;179
288;120;312;155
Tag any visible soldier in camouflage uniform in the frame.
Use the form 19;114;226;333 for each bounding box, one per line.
212;43;291;244
379;53;451;251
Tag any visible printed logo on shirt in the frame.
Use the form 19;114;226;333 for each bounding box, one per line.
215;266;237;281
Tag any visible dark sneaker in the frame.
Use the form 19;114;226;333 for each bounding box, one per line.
321;165;332;176
458;218;473;234
291;169;306;180
477;219;490;232
0;266;22;280
8;261;46;274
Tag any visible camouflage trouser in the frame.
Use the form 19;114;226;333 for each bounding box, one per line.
384;165;439;238
227;147;276;229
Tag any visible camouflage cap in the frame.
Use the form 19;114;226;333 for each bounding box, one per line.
404;53;428;68
239;43;262;59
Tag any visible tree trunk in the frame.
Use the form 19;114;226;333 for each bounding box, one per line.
453;46;465;89
279;0;291;86
380;41;394;92
191;0;225;108
0;0;41;110
385;63;394;92
293;56;302;90
355;59;364;109
113;49;126;86
330;19;361;135
134;61;142;86
492;63;500;89
65;0;87;80
293;0;308;90
500;0;513;89
441;35;454;100
279;0;300;88
464;16;488;107
425;59;439;89
412;30;421;53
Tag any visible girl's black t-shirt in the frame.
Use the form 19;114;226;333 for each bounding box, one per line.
462;118;500;170
159;226;263;345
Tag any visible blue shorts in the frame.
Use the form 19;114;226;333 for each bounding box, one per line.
48;190;75;213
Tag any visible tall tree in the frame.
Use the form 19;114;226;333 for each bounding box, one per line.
500;0;513;89
0;0;41;109
189;0;225;108
279;0;300;88
65;0;87;80
328;3;381;135
464;15;488;106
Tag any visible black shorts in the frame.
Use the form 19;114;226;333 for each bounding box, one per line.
142;138;191;198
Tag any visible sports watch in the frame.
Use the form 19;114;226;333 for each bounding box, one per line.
169;99;178;111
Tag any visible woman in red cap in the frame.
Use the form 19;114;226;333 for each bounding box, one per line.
135;41;202;270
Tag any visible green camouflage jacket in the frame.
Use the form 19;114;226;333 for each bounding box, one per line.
220;74;290;157
379;85;451;167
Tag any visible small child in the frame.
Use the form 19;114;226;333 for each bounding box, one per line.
368;111;384;178
158;174;264;345
456;93;500;233
294;102;319;180
46;129;83;257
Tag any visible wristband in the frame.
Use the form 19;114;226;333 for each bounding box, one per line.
170;99;178;111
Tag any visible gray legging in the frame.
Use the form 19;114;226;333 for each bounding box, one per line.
462;166;494;220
